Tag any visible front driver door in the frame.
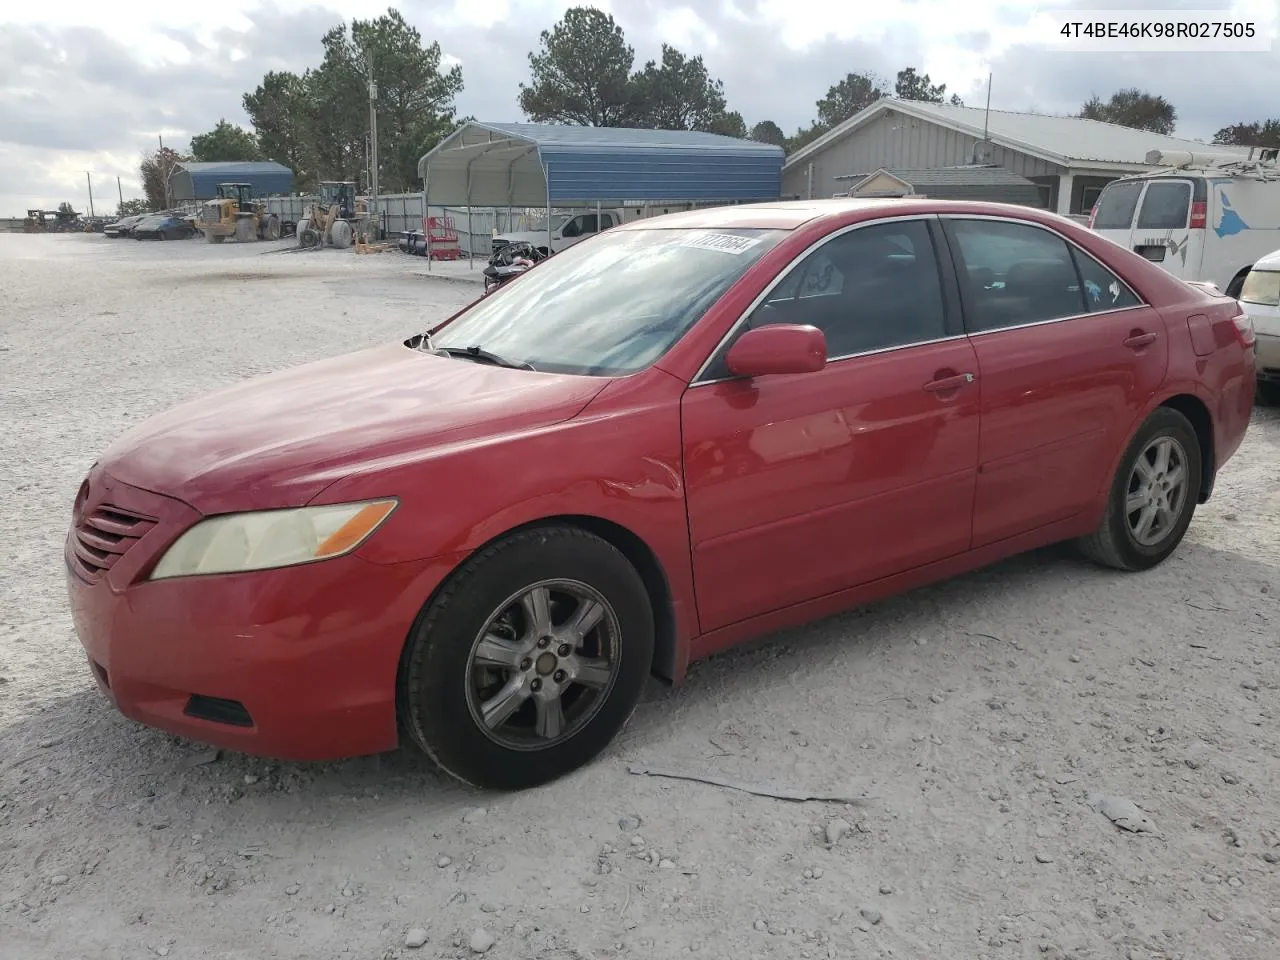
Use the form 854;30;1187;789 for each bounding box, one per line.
680;215;982;633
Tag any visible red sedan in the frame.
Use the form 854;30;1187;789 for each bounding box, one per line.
65;199;1257;790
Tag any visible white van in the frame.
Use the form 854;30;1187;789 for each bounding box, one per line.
1239;247;1280;402
1088;147;1280;298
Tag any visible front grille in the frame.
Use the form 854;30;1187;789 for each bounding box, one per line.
70;503;158;583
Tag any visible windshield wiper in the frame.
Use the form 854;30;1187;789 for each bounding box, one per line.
437;345;535;371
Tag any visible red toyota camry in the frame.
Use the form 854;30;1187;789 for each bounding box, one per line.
65;199;1257;790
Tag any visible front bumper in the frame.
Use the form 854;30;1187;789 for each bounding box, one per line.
64;471;453;761
1255;332;1280;381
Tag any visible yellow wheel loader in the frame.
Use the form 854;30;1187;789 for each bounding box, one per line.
296;182;371;250
193;183;281;244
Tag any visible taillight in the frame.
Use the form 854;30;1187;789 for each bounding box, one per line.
1189;200;1206;229
1087;205;1098;229
1231;310;1255;348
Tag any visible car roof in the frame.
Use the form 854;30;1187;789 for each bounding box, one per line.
615;198;1085;232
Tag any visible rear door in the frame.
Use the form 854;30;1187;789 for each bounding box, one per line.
940;215;1170;547
1129;177;1204;282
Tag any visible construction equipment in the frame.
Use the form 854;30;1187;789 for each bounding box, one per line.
23;210;54;232
193;182;282;244
296;182;370;250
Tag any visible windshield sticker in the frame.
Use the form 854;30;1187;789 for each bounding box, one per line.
677;231;761;255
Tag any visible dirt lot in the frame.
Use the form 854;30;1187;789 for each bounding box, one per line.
1;232;1278;960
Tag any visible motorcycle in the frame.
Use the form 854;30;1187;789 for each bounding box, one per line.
482;240;547;294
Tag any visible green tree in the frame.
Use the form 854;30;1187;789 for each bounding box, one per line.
894;67;956;104
519;7;635;126
627;44;739;133
243;71;315;188
817;72;889;128
139;145;189;210
750;120;787;148
1212;119;1280;147
189;119;262;162
55;201;79;224
304;9;463;192
1080;88;1176;135
117;198;150;217
788;123;828;153
237;7;462;192
704;111;746;138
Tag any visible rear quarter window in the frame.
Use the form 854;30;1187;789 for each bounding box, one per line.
1092;181;1143;230
1136;181;1191;230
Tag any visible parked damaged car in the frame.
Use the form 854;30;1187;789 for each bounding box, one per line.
133;214;196;241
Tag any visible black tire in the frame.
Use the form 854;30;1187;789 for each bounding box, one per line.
1077;407;1202;571
1225;268;1250;300
1258;379;1280;406
399;526;654;790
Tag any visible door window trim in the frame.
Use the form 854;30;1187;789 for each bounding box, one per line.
690;214;966;386
935;213;1149;339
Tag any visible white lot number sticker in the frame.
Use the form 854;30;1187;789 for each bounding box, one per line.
677;231;761;255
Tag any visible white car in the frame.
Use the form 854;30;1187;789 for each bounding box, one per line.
1239;247;1280;403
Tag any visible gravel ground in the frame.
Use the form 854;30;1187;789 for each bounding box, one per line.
1;232;1278;960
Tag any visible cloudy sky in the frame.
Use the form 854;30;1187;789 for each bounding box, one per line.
3;0;1277;215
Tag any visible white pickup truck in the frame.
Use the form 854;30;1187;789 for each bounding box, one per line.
491;209;628;257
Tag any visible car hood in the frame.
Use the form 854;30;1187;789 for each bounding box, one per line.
100;342;608;513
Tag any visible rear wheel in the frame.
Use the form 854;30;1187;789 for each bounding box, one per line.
1077;407;1202;571
1258;379;1280;406
399;526;654;790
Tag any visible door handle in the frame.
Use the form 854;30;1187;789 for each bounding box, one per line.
923;372;975;392
1123;331;1158;349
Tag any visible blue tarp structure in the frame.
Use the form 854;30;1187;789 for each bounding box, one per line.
169;161;294;201
417;122;784;207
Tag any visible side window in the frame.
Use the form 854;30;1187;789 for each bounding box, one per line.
600;214;615;229
1136;181;1191;230
561;216;584;238
580;214;599;234
745;219;947;360
948;219;1086;332
1071;248;1143;311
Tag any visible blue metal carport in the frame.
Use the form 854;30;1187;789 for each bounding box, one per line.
416;121;783;209
169;161;294;201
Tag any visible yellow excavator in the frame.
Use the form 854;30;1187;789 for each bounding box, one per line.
194;182;281;244
296;181;370;250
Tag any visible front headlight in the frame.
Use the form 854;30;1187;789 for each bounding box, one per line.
148;499;398;580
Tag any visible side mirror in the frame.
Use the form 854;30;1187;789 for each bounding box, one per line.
725;324;827;378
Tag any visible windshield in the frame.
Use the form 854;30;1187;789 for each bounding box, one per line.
1092;180;1143;230
430;226;787;376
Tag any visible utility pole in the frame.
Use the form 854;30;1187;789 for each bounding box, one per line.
117;176;124;214
159;134;171;209
368;78;379;239
85;172;95;218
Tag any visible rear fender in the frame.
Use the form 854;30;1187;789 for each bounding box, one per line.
1086;382;1218;521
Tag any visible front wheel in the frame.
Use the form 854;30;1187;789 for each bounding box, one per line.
399;527;654;790
1077;407;1202;571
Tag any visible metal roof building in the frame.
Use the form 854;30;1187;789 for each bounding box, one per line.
169;161;294;201
417;121;785;208
842;165;1045;206
783;98;1254;217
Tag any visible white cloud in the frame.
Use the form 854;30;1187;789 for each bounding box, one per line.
2;0;1278;214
